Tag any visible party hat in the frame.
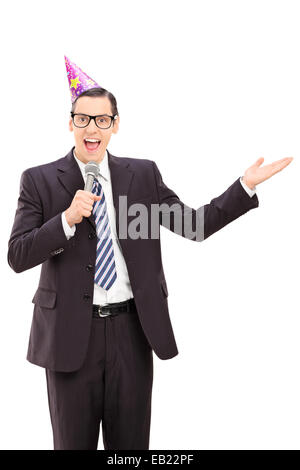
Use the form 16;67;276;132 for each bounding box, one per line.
64;55;101;103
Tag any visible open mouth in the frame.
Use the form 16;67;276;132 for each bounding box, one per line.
84;139;101;152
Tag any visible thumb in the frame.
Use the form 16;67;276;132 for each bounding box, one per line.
254;157;264;167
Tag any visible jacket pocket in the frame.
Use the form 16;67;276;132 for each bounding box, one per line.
161;279;169;298
31;287;57;309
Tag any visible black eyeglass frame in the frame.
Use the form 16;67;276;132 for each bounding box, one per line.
70;112;118;129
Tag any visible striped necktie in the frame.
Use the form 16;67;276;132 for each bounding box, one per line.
91;177;117;290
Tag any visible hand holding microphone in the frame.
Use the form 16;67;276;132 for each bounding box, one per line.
65;161;101;227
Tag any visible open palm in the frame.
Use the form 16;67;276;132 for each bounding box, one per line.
243;157;293;189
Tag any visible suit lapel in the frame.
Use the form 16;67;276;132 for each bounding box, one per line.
57;146;134;235
107;150;134;236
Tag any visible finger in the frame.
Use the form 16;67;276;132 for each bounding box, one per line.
84;194;101;203
271;158;293;174
82;202;94;211
252;157;264;168
82;209;92;217
270;157;293;166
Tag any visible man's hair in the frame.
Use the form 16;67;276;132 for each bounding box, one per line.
71;87;119;117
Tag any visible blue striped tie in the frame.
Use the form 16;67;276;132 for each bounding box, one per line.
92;177;117;290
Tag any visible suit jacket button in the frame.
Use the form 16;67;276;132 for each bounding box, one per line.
83;293;90;301
88;232;96;239
86;264;93;271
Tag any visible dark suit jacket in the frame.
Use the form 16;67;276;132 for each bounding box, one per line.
7;146;259;372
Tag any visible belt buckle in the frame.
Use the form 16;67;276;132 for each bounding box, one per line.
98;305;111;318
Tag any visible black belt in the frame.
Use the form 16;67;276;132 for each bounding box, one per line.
92;297;137;318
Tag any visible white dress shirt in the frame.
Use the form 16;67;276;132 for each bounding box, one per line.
239;177;256;197
61;149;134;306
61;149;257;305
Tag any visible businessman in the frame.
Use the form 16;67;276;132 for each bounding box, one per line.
7;56;293;450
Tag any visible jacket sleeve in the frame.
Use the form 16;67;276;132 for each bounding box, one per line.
152;161;259;242
7;169;72;273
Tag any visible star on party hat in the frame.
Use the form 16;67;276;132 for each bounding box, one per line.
64;55;101;103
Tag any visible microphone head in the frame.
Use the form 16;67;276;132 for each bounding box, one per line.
84;161;100;179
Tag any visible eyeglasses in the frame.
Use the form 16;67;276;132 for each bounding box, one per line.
70;112;117;129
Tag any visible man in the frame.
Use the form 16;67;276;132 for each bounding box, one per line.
7;56;293;450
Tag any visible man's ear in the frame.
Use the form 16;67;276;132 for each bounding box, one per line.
69;118;73;132
112;115;120;134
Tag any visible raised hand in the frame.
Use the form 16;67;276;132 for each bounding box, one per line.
242;157;293;190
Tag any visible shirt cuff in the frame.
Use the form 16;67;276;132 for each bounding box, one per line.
61;211;76;239
239;177;256;198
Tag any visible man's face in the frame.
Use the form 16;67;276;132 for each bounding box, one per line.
69;95;119;164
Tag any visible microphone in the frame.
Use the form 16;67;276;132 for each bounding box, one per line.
84;161;100;192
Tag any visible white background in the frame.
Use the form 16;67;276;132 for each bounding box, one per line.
1;0;298;450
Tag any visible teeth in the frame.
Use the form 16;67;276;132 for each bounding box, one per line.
85;138;100;142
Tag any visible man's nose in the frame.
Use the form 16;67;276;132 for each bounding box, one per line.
88;118;100;131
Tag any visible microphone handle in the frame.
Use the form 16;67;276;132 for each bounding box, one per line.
84;173;95;192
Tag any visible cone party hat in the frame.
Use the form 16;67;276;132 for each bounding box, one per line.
64;55;101;103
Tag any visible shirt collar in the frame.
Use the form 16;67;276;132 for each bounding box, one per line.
73;148;110;182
